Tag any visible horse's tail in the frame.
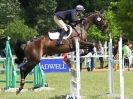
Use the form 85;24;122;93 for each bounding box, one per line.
14;40;26;65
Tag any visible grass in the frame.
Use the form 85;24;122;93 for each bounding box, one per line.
0;70;133;99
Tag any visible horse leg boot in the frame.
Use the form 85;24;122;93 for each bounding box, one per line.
16;67;26;94
16;68;32;94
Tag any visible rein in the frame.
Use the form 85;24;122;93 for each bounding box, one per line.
68;20;85;40
66;21;86;51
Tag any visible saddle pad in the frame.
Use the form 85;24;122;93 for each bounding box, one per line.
48;32;60;39
48;25;72;40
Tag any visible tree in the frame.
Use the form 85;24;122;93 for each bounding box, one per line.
56;0;110;12
35;0;57;34
0;0;21;28
87;26;107;43
56;0;73;11
117;0;133;39
4;20;38;43
19;0;57;34
84;0;110;12
104;9;121;40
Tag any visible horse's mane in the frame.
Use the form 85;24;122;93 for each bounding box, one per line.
84;11;101;18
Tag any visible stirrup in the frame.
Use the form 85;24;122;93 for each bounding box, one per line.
56;39;64;45
59;40;64;45
66;29;69;35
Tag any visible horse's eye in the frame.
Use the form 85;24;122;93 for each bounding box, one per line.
97;17;101;21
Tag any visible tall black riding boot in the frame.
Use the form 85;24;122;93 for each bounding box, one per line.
56;30;66;45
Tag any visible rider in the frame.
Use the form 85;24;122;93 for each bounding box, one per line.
54;5;85;45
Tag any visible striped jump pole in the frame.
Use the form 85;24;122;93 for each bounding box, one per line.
5;39;17;91
34;63;46;88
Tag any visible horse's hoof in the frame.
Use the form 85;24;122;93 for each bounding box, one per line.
87;67;91;71
16;89;20;95
16;88;22;95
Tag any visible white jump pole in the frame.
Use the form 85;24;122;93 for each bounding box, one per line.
108;37;114;95
75;38;81;99
119;37;125;99
67;38;81;99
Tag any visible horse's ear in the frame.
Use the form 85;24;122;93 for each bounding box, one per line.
94;10;98;13
94;10;102;14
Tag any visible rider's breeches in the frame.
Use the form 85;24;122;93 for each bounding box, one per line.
54;16;68;32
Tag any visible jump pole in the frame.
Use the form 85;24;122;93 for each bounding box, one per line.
75;38;81;99
119;37;124;99
5;39;17;90
66;38;81;99
108;36;125;99
108;37;114;95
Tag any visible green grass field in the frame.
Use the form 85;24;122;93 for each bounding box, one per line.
0;70;133;99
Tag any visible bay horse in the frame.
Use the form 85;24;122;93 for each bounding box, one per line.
15;11;108;94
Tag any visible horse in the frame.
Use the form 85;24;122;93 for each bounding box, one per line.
14;11;108;94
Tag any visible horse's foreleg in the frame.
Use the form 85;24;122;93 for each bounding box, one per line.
80;40;93;47
80;40;94;51
64;58;72;68
63;53;72;68
16;61;39;94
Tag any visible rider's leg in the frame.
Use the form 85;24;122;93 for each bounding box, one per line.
54;16;68;45
54;16;68;31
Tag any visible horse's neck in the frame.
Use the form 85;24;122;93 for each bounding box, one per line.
74;25;84;33
84;15;94;30
68;16;95;40
74;21;92;33
71;16;95;41
70;25;87;42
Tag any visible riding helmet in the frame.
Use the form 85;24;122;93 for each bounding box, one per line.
76;5;85;11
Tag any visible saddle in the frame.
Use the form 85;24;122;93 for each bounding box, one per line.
48;25;72;40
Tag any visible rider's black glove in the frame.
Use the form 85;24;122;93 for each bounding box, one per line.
79;18;85;22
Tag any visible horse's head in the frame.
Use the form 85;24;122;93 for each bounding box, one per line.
93;11;108;32
85;11;108;33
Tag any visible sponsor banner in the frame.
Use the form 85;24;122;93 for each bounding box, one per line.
39;58;69;73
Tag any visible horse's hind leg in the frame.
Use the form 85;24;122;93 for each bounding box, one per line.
16;61;39;94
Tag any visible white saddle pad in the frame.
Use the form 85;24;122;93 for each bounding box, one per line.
48;26;72;40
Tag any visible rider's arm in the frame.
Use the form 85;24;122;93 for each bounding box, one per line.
71;10;80;22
